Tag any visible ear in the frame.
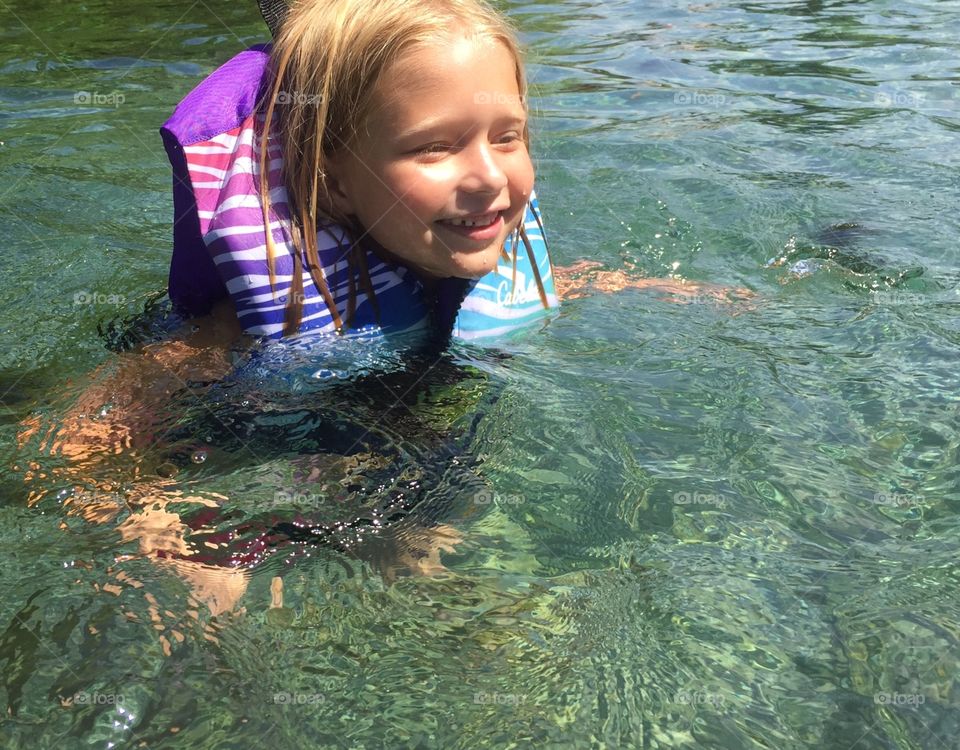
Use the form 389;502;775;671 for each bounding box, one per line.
322;153;358;218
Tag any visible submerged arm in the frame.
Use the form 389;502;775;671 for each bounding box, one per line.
21;298;243;466
553;260;752;303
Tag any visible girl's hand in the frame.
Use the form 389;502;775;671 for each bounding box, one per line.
554;260;753;304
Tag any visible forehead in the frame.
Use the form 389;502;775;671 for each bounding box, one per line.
375;34;521;108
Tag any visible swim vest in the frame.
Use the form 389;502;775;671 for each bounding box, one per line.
161;44;559;342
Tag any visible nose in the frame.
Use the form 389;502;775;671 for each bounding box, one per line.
459;142;508;194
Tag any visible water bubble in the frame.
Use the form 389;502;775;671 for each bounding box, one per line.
789;259;822;277
191;450;208;464
55;487;75;503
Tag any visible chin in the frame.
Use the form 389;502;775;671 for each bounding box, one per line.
451;248;503;279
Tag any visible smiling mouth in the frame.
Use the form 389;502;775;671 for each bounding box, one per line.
438;212;501;228
435;211;506;243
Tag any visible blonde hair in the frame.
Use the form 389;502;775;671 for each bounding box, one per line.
258;0;549;336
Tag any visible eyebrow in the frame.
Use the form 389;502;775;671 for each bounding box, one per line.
391;114;527;144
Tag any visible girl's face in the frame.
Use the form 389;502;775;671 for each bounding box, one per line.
327;34;534;281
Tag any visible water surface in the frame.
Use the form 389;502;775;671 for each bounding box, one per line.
2;0;959;747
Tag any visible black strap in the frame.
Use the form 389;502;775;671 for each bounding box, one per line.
257;0;289;38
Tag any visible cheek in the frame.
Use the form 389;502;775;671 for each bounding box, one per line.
510;155;535;200
373;171;448;228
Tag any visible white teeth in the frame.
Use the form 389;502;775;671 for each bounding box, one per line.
446;214;497;228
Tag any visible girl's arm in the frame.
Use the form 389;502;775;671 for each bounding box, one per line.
21;298;243;466
554;260;752;303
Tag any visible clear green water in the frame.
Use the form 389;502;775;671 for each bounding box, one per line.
3;0;960;747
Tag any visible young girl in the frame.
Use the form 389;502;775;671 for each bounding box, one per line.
22;0;744;617
165;0;557;345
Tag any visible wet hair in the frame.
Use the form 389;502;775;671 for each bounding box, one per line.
257;0;550;336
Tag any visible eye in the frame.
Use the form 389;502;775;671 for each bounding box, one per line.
496;130;524;147
411;143;455;158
